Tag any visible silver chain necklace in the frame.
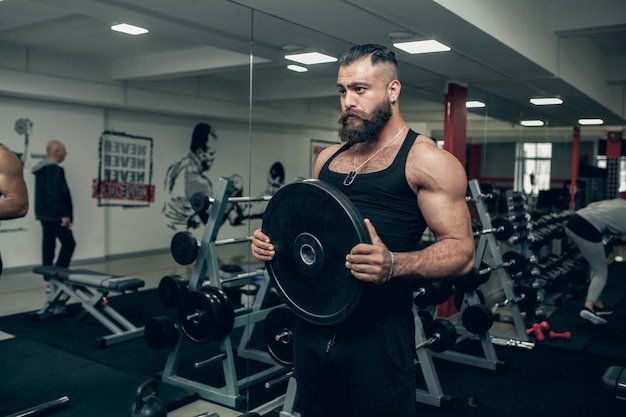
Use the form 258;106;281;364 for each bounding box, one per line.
343;125;407;186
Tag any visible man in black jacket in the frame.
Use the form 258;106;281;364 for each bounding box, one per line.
32;140;75;268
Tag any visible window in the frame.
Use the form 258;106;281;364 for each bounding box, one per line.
514;143;552;195
596;156;626;193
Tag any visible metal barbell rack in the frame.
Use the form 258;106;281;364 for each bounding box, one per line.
429;179;531;371
159;177;288;410
465;180;529;342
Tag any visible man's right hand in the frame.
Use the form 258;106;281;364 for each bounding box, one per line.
251;228;274;261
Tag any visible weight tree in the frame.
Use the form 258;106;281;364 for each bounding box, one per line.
155;177;288;411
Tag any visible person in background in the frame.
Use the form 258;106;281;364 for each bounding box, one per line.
32;140;75;268
0;144;29;276
251;44;474;417
565;197;626;324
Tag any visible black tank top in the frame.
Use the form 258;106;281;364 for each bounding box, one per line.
319;129;427;319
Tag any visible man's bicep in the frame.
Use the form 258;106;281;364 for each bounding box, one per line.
419;188;470;241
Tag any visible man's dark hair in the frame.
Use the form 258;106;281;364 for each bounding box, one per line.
190;122;217;152
339;44;399;81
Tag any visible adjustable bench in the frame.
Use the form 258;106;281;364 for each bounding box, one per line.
32;265;146;347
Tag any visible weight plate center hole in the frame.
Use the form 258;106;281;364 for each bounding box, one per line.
300;244;316;266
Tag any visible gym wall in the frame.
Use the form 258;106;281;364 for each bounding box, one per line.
0;95;338;270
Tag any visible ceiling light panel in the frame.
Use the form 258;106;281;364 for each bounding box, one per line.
111;23;149;35
520;120;545;127
287;64;308;73
284;52;337;65
578;118;604;125
530;97;563;105
393;40;451;54
466;101;485;108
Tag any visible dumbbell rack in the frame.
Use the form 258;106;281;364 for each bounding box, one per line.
412;307;453;406
432;181;539;369
466;180;529;342
159;177;288;410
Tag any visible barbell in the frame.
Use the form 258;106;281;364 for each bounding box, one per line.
170;231;252;265
190;191;273;214
157;271;262;309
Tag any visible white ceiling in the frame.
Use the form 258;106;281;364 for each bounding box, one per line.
0;0;625;143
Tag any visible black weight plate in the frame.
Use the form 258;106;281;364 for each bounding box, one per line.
144;315;178;351
158;274;188;309
502;251;527;275
424;318;457;353
190;191;210;213
170;231;199;265
204;286;235;339
492;217;514;241
177;290;219;343
462;304;494;334
264;307;297;367
262;179;370;325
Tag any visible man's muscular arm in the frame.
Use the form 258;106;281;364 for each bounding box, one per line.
0;147;28;220
346;140;474;283
394;141;474;279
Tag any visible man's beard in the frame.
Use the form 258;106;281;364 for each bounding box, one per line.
338;99;392;145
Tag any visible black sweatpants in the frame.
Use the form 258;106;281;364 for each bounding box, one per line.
293;313;417;417
41;220;76;268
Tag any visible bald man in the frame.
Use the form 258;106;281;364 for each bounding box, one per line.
32;140;76;268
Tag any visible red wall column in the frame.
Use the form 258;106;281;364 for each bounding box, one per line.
443;83;468;168
467;144;482;180
606;131;623;199
569;127;580;209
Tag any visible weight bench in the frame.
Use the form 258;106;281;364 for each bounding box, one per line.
32;265;145;347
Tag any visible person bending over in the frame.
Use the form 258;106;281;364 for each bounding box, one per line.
251;44;475;417
565;198;626;324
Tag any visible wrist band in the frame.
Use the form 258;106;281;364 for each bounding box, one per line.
385;251;394;283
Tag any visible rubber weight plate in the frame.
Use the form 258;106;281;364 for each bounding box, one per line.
170;231;199;265
262;179;370;325
177;287;234;343
264;307;297;367
158;274;188;309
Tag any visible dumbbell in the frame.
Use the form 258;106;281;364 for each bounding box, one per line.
473;217;515;241
413;280;454;309
461;303;495;334
416;318;458;353
548;330;571;340
526;321;550;342
454;251;528;293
